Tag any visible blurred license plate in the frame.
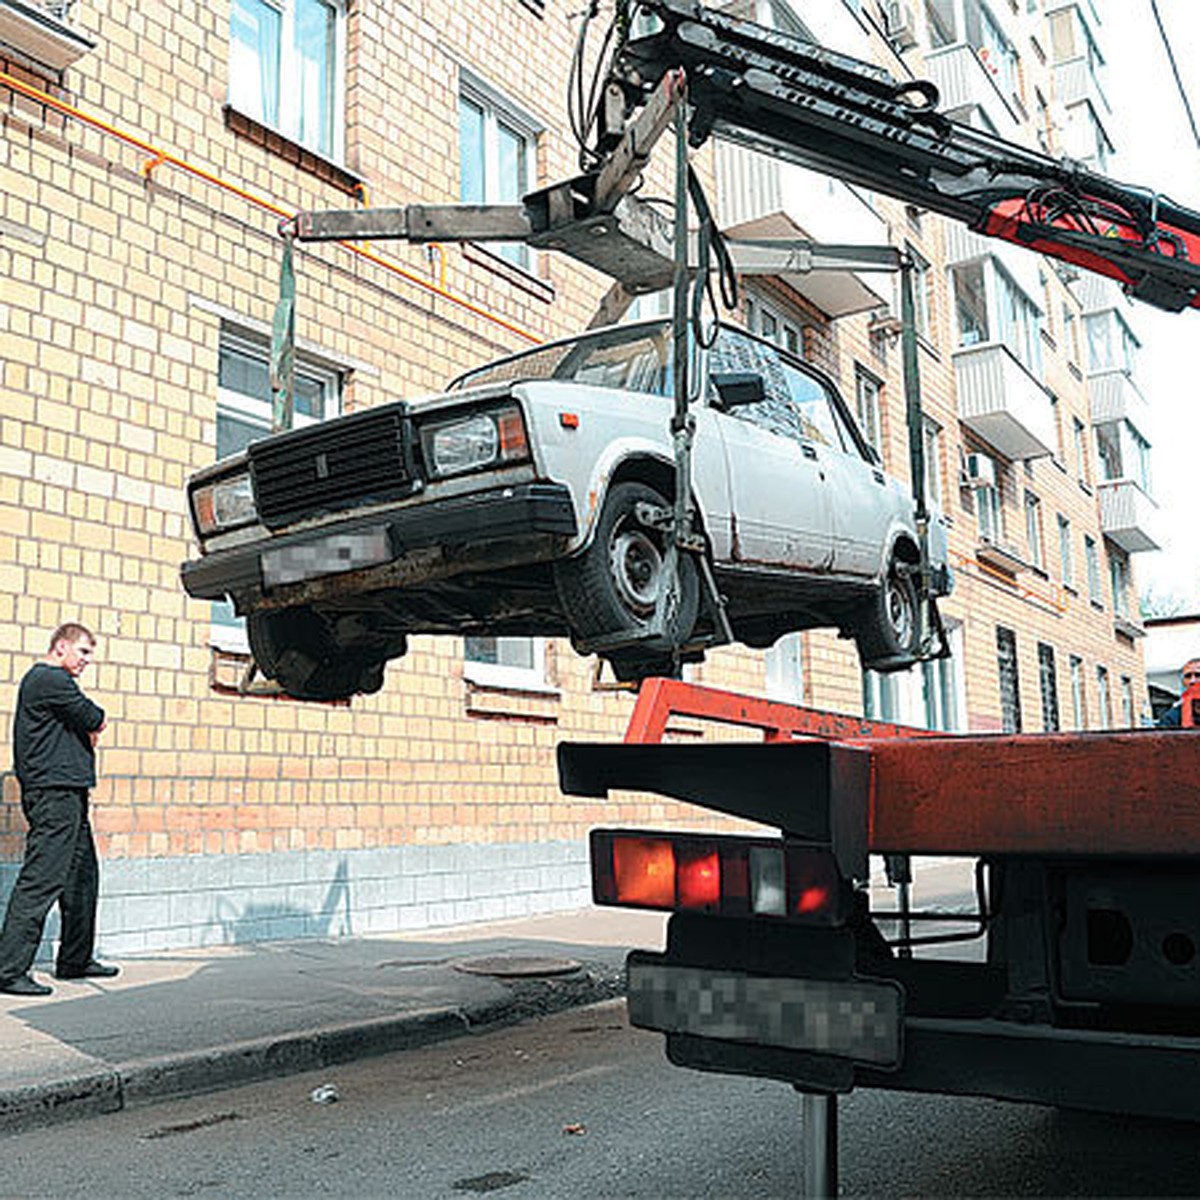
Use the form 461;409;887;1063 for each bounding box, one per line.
262;527;392;587
627;960;902;1068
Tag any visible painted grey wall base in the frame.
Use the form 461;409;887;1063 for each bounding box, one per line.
0;841;592;960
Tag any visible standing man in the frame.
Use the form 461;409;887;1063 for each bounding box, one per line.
1158;656;1200;728
0;623;118;996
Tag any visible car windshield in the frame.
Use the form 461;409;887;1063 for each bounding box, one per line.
449;320;673;396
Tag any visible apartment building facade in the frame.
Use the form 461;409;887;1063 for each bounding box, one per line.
0;0;1155;954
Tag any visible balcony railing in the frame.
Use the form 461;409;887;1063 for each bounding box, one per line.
714;140;889;318
1054;56;1110;116
952;342;1057;460
1089;370;1151;440
1097;478;1162;554
0;0;93;71
923;43;1021;138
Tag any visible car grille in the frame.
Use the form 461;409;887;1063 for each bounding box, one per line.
250;404;417;529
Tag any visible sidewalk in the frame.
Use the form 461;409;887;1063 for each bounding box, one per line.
0;907;668;1133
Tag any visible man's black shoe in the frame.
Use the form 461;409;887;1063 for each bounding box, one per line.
0;974;52;996
56;960;119;980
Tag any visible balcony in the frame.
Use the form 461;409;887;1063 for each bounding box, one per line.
1089;370;1151;440
715;142;888;319
0;0;94;72
952;343;1057;460
1097;478;1162;553
1054;57;1110;118
923;43;1022;139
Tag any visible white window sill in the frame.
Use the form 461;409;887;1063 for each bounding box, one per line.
463;660;560;696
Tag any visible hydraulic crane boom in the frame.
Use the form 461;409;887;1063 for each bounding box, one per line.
605;0;1200;312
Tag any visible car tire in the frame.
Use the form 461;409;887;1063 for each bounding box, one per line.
554;480;700;672
248;607;394;702
856;559;919;667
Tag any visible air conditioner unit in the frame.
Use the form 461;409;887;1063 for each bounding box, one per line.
965;452;997;488
881;0;918;51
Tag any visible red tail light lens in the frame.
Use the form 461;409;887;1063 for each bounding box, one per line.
612;837;676;908
591;830;846;925
677;847;721;909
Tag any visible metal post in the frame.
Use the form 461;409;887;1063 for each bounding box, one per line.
800;1090;838;1199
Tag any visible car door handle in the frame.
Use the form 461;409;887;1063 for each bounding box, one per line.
802;444;818;460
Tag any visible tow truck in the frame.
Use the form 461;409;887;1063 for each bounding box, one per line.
265;2;1200;1192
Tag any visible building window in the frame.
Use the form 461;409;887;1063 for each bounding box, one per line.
1038;642;1059;732
1057;514;1073;588
1120;675;1134;727
1024;491;1043;569
855;367;883;457
994;261;1043;378
997;625;1022;734
464;636;547;690
213;328;342;650
1072;415;1090;485
460;77;539;271
863;670;901;722
922;653;959;731
1084;535;1102;605
1108;548;1131;620
923;418;943;508
745;289;807;358
977;474;1003;544
229;0;345;160
905;244;932;340
1062;303;1079;362
954;261;988;346
1096;664;1112;728
1070;654;1087;730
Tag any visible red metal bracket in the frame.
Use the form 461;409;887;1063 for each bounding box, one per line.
624;677;938;744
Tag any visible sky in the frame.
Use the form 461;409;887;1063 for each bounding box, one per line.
1102;0;1200;610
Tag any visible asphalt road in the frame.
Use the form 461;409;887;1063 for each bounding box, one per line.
5;999;1200;1198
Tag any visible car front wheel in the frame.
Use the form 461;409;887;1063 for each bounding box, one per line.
855;560;919;668
554;480;699;679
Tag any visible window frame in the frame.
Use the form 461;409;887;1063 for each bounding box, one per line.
228;0;347;162
459;72;543;274
463;635;552;693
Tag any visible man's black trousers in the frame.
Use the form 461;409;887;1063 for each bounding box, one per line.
0;786;99;983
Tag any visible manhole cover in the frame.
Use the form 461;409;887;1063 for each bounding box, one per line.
453;955;582;978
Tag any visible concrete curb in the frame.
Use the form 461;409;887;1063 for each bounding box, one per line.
0;966;625;1133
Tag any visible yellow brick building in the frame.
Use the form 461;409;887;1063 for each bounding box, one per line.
0;0;1152;953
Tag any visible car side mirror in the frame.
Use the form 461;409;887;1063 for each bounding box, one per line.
711;371;766;409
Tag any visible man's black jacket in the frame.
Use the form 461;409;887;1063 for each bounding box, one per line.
12;663;105;790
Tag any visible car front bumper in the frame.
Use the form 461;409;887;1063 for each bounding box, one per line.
180;482;579;604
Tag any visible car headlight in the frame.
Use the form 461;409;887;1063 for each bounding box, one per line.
192;473;257;536
419;404;529;479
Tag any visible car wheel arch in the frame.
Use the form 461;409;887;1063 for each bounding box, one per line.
580;454;712;553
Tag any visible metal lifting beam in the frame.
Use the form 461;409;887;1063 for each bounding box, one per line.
612;0;1200;312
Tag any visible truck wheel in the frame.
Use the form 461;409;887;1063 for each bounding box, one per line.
856;559;919;667
554;480;699;663
248;607;393;701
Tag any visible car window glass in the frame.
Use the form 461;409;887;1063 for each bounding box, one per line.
709;329;809;442
450;322;672;395
569;336;671;395
783;363;845;451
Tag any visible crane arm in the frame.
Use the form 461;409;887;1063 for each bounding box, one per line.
607;0;1200;312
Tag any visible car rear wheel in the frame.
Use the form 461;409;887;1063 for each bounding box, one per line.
248;607;397;702
856;559;919;668
554;480;699;677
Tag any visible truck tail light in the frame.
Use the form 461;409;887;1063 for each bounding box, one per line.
591;830;847;925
